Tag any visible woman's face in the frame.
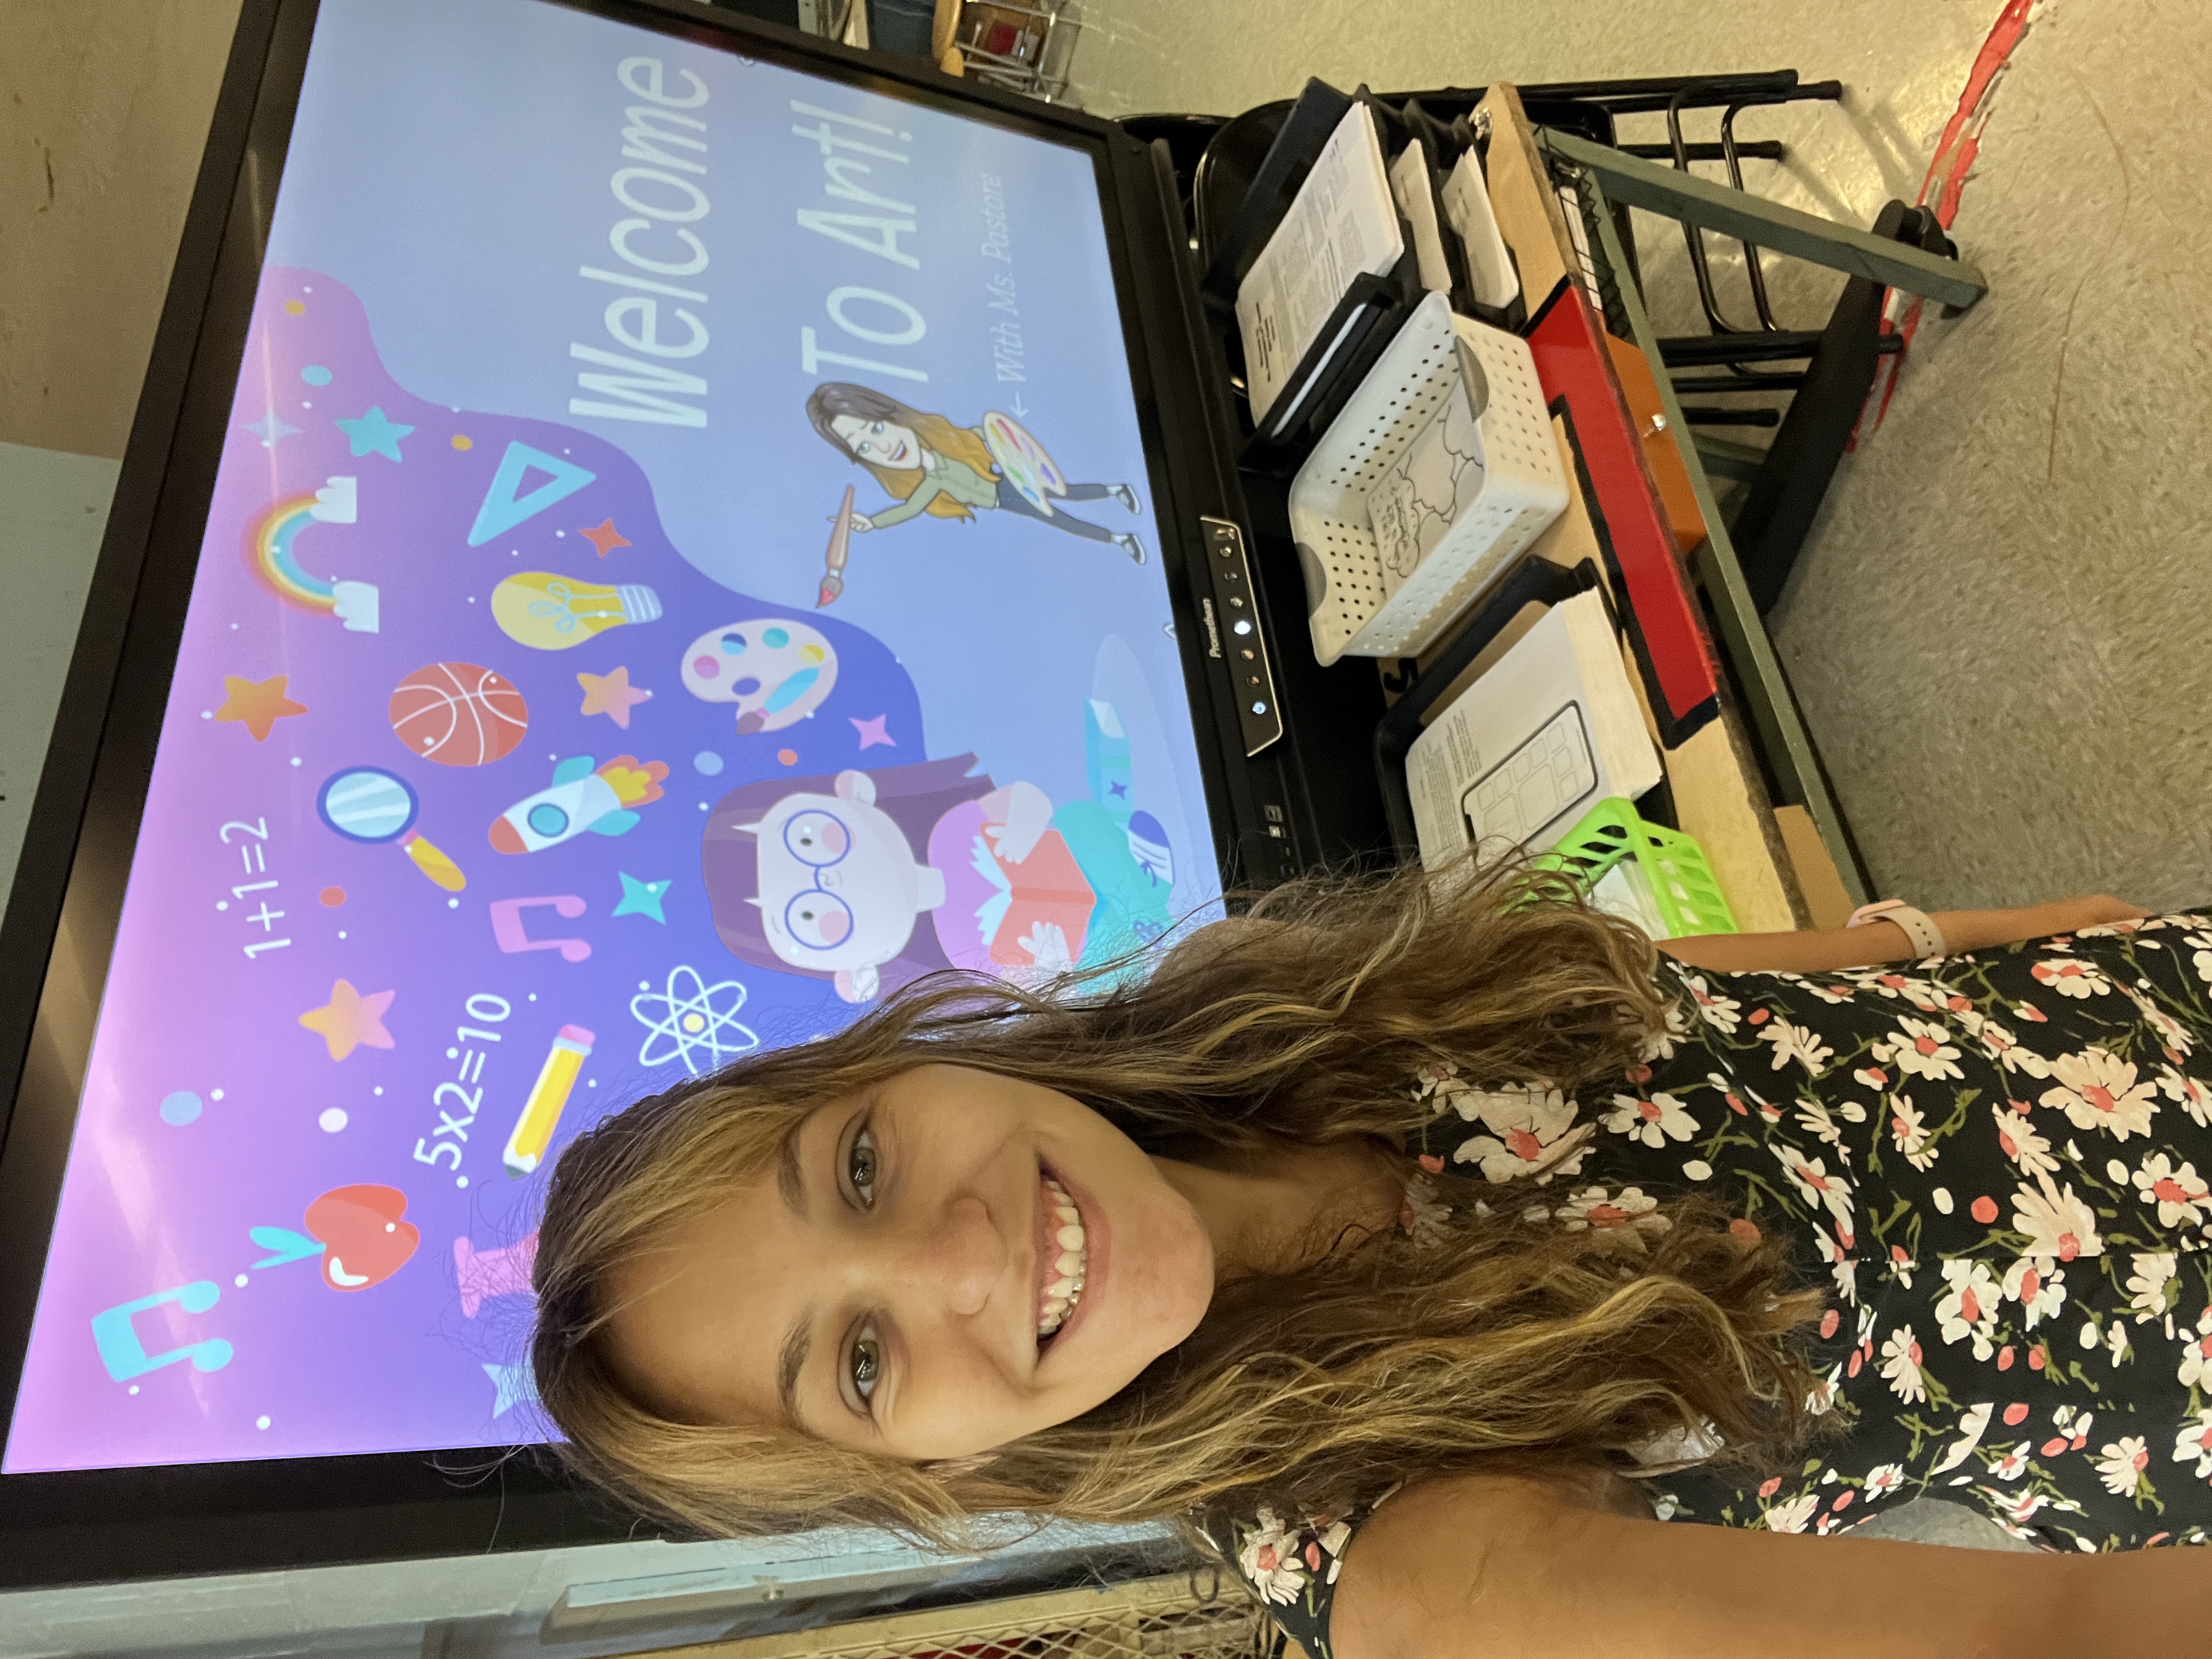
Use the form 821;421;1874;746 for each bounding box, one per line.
831;415;921;468
602;1064;1217;1460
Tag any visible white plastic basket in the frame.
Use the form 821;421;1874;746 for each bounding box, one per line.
1291;291;1568;664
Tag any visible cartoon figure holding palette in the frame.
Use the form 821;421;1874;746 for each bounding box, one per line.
805;383;1148;565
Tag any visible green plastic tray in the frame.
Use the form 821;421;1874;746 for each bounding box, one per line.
1531;797;1739;937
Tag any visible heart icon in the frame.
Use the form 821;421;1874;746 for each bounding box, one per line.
304;1183;420;1292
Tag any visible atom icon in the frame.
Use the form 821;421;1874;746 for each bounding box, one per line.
631;966;760;1075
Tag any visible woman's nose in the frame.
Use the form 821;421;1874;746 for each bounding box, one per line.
888;1194;1005;1317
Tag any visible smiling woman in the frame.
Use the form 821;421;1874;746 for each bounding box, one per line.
528;853;2212;1658
595;1064;1221;1459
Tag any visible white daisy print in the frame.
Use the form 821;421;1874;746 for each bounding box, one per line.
1796;1097;1849;1148
1883;1017;1965;1082
2012;1174;2104;1261
1438;1077;1566;1127
1639;998;1691;1063
1864;1462;1906;1499
2179;1324;2212;1392
1555;1184;1671;1241
1929;1402;1995;1473
1990;1103;2060;1177
1451;1088;1592;1186
2132;1154;2211;1228
1602;1090;1699;1148
1679;973;1742;1035
2125;1252;2177;1324
1763;1491;1821;1533
1814;1227;1859;1305
1397;1173;1455;1248
2002;1256;2068;1327
2095;1436;2151;1498
2039;1048;2158;1139
1310;1516;1353;1584
1757;1015;1834;1076
1992;1486;2053;1527
1235;1509;1308;1605
1774;1145;1855;1232
1880;1325;1928;1404
2174;1412;2212;1480
1934;1261;2002;1360
2031;955;2115;999
2157;1064;2212;1129
1970;1017;2055;1079
1888;1095;1937;1171
2129;991;2194;1058
1989;1447;2030;1481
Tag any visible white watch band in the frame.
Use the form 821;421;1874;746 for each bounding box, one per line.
1848;899;1946;959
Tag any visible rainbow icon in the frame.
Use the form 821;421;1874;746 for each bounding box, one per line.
244;477;379;631
504;1025;594;1177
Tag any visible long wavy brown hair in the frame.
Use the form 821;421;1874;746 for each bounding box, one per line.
528;851;1829;1547
805;381;999;520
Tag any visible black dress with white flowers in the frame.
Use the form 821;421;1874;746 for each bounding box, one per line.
1220;912;2212;1657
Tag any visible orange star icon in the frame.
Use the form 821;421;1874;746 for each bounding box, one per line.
298;979;397;1061
579;517;632;557
577;665;652;729
213;673;308;742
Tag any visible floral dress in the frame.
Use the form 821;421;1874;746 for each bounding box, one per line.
1220;911;2212;1656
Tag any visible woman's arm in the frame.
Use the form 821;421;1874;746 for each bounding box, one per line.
856;481;950;531
1331;1471;2204;1659
1655;893;2150;976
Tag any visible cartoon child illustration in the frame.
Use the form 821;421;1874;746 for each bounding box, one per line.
703;755;1003;1003
702;746;1171;1004
805;382;1148;565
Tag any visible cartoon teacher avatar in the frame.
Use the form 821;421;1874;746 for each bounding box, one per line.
805;382;1148;564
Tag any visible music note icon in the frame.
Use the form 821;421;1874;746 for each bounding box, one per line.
91;1282;235;1382
488;895;591;962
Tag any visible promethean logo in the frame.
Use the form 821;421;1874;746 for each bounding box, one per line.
1199;597;1222;658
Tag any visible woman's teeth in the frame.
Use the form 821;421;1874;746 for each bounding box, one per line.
1038;1175;1087;1340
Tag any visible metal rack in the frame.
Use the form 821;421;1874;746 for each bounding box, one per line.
953;0;1085;102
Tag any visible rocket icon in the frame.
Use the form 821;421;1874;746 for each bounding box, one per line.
489;754;668;854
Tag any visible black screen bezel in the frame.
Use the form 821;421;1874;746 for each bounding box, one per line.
0;0;1259;1586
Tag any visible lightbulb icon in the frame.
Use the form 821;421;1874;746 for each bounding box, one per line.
492;572;663;651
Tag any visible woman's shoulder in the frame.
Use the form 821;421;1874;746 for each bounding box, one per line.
1217;1468;1652;1659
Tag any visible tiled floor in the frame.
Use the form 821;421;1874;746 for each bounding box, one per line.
1073;0;2212;918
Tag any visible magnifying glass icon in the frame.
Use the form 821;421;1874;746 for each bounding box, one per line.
316;766;467;893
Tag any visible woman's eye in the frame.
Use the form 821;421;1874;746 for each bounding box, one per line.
850;1324;881;1404
871;421;883;434
848;1125;879;1205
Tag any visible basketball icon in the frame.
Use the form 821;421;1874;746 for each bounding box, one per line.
389;662;529;768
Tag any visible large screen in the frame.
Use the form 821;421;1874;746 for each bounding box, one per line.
5;0;1220;1473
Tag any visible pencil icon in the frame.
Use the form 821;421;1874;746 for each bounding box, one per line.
503;1025;594;1177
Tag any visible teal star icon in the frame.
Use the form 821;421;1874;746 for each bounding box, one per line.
335;405;413;462
483;1361;537;1418
613;871;672;923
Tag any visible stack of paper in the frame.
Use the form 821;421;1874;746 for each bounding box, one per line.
1440;150;1520;312
1404;589;1661;868
1234;104;1404;425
